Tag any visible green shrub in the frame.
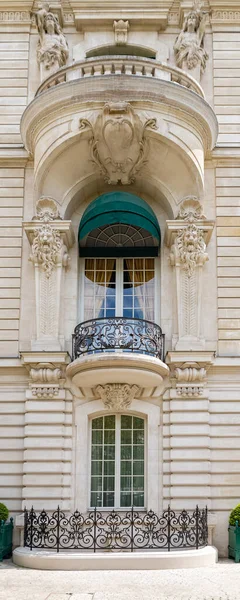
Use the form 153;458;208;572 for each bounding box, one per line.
0;503;9;522
229;504;240;526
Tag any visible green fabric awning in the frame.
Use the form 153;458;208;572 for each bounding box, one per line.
79;192;160;243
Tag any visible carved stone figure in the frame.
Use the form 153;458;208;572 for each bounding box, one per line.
32;3;69;70
170;223;208;277
95;383;140;411
174;3;208;73
80;103;157;185
30;224;68;278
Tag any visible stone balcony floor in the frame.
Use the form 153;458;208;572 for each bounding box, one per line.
0;559;239;600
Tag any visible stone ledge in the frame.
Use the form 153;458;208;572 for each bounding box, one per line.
13;545;218;570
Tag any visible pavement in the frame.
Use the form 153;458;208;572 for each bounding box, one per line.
0;559;239;600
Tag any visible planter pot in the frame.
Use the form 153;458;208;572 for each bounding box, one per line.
228;522;240;563
0;519;14;561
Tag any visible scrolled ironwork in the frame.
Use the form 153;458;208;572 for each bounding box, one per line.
24;506;208;553
72;317;165;361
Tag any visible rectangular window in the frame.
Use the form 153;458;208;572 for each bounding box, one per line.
90;414;145;508
84;258;155;321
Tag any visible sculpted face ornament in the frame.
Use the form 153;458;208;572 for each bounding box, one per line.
80;102;157;185
30;225;63;277
176;223;208;277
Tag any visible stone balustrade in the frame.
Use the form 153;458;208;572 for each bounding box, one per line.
36;55;204;97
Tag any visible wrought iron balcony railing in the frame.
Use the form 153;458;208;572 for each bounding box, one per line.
24;506;208;553
72;317;165;361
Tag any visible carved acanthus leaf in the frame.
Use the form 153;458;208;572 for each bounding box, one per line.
79;103;157;185
95;383;141;411
30;224;66;278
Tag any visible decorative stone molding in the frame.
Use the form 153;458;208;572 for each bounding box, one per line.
24;210;74;351
170;223;208;278
30;224;68;278
34;197;61;222
95;383;141;411
174;364;206;396
174;1;208;78
113;20;129;45
177;196;206;222
21;352;69;400
165;198;214;351
0;11;30;22
32;3;69;77
79;103;157;185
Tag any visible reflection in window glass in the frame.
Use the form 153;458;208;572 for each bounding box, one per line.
90;414;145;508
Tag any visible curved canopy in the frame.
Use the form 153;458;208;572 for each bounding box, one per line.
79;192;160;257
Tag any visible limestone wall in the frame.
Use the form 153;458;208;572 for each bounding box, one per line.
0;1;240;558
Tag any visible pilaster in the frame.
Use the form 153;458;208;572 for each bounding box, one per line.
21;351;72;511
163;351;214;511
165;197;214;351
23;198;75;351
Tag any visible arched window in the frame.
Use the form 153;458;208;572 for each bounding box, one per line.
78;192;160;324
90;414;145;508
86;44;156;60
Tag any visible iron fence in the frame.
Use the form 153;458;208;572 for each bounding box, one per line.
24;506;208;553
72;317;165;361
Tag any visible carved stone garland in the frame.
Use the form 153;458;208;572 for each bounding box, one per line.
24;197;74;351
79;102;157;185
95;383;141;411
165;197;214;351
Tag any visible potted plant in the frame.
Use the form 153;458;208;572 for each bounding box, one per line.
0;503;13;561
228;503;240;562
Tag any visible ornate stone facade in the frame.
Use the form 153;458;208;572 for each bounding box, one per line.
0;0;239;564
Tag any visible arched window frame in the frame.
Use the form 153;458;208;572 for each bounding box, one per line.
74;399;162;513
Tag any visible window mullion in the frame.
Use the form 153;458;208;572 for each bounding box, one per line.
115;414;121;508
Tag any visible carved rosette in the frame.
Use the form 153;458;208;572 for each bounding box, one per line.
95;383;141;411
165;197;214;350
79;102;157;185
